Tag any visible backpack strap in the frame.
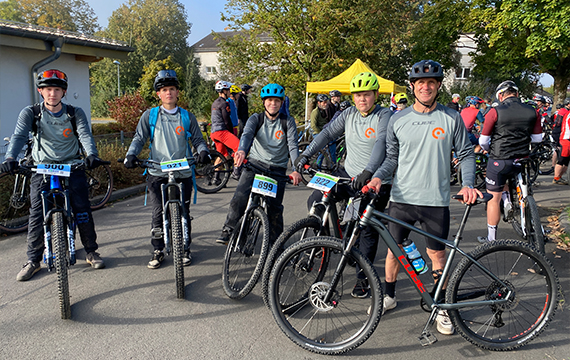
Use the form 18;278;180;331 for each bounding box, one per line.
148;106;160;149
253;112;288;138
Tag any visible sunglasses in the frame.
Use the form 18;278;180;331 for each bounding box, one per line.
41;69;67;80
157;69;177;78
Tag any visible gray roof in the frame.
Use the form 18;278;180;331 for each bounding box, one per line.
0;19;134;52
191;31;272;52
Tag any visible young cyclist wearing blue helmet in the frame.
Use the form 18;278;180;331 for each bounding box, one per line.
217;84;302;245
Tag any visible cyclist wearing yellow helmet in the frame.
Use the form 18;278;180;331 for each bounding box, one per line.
393;93;409;113
296;71;393;300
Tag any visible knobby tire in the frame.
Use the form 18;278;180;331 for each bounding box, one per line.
53;212;71;319
0;172;31;233
194;149;230;194
169;203;185;299
87;164;113;210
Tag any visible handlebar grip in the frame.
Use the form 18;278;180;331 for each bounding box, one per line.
303;164;310;170
361;185;370;194
117;158;124;163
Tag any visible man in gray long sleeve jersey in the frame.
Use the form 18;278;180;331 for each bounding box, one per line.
367;60;481;335
217;83;302;245
124;70;210;269
295;72;392;299
1;69;106;281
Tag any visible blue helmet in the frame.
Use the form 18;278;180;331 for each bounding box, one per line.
260;83;285;99
467;96;484;106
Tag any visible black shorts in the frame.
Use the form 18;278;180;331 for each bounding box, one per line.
387;202;449;251
485;158;519;192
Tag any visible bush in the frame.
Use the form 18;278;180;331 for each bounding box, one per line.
91;123;117;136
96;139;149;190
107;92;149;132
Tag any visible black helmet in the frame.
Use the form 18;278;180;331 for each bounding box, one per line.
533;95;546;103
329;90;342;97
241;84;252;91
563;98;570;106
409;60;444;82
556;104;563;109
316;94;329;102
495;80;518;99
340;101;351;111
154;69;180;91
37;69;68;90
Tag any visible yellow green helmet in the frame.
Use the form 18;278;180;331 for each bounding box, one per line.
230;85;241;94
350;72;379;93
394;93;409;104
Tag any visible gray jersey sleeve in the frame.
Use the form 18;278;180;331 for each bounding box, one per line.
188;111;209;155
373;115;399;181
302;112;346;158
364;108;391;176
238;113;262;153
286;116;299;164
126;110;151;157
5;107;34;160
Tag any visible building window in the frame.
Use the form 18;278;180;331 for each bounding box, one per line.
206;66;217;74
455;68;470;79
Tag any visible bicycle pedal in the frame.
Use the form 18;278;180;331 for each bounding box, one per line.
418;331;438;346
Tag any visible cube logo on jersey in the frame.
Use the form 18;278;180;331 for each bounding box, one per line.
275;130;283;140
175;126;184;136
432;127;445;140
364;128;376;138
62;128;73;138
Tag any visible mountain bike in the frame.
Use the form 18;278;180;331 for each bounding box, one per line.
221;160;292;300
120;157;195;299
529;131;558;184
267;191;559;355
0;138;114;233
503;157;546;254
297;141;335;184
261;167;359;306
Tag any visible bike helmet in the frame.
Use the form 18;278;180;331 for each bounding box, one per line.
329;90;342;97
153;69;180;91
316;94;329;102
36;69;68;90
260;83;285;99
495;80;519;99
556;104;563;110
230;85;241;94
564;98;570;106
467;96;484;106
394;93;409;104
546;97;553;104
533;95;546;103
350;72;379;93
408;60;444;82
241;84;252;91
340;100;351;110
452;93;461;99
215;80;232;92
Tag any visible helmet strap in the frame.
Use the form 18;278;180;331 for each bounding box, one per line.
411;83;440;112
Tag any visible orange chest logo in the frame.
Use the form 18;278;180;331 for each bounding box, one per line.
364;128;376;139
275;130;284;140
62;128;72;138
432;127;445;140
175;126;184;136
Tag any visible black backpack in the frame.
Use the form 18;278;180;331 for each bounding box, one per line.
31;103;78;138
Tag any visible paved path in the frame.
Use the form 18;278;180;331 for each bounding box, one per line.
1;173;569;360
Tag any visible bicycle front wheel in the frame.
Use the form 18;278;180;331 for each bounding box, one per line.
53;212;71;319
169;203;185;299
525;196;545;254
268;236;382;355
222;207;270;299
86;164;113;210
194;149;230;194
446;239;559;351
0;172;31;233
261;216;321;307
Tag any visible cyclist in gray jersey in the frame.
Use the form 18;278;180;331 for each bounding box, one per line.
217;83;302;245
124;70;210;269
296;72;392;298
1;69;107;281
367;60;481;335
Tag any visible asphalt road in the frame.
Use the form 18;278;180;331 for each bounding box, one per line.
1;174;569;360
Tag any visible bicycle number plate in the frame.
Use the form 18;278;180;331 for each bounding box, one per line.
160;158;190;172
36;163;71;177
252;174;278;198
307;172;339;191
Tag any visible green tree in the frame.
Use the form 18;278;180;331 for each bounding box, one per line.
139;57;185;106
0;0;23;22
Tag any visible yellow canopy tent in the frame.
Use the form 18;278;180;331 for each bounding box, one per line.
306;59;407;95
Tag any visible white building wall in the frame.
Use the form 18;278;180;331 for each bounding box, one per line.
0;45;91;147
194;51;220;80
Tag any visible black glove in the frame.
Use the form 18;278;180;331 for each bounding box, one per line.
0;159;18;174
124;155;139;169
294;154;309;172
85;155;105;170
352;170;373;191
197;151;211;165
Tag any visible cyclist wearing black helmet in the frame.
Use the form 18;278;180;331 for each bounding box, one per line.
329;89;342;113
367;60;479;336
477;81;542;241
310;94;331;135
237;84;253;137
217;83;302;245
124;70;210;269
1;69;107;280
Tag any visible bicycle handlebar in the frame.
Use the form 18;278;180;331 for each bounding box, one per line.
117;158;196;171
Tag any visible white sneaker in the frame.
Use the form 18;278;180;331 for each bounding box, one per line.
436;310;454;335
382;295;397;315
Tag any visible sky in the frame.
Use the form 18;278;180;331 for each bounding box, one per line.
87;0;229;46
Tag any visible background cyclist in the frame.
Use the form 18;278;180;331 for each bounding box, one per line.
460;96;485;152
393;93;409;113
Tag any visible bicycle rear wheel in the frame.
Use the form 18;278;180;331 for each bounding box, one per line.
0;172;31;233
222;207;270;299
446;239;559;351
268;236;382;355
261;216;321;307
169;203;185;299
298;142;334;185
86;165;113;210
525;196;545;254
194;149;230;194
53;212;71;319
